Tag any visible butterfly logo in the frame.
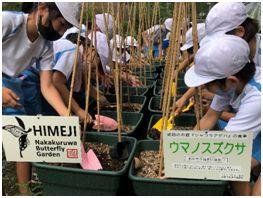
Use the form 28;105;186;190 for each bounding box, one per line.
3;117;31;158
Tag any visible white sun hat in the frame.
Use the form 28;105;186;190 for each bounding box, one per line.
125;36;138;47
200;2;247;46
180;23;206;51
110;34;125;49
95;13;114;38
88;31;110;74
55;2;82;28
185;35;250;87
61;24;86;39
164;18;173;31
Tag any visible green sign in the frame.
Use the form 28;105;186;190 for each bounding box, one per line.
163;130;253;181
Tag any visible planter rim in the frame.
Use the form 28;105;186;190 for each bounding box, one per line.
33;133;137;176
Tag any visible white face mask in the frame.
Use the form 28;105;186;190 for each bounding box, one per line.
215;86;236;98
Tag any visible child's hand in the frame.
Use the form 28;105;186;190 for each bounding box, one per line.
2;87;22;108
77;109;92;124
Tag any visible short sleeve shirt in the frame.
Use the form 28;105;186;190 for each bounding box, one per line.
2;11;53;77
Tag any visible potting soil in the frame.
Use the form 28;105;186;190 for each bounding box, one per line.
86;142;125;171
135;151;160;178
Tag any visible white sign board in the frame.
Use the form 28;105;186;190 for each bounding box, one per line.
2;116;81;163
163;130;253;181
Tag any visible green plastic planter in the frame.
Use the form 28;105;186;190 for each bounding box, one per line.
156;79;186;87
90;111;143;138
129;140;228;196
33;133;137;196
148;96;179;114
148;96;194;115
153;85;188;97
147;114;196;134
103;94;147;113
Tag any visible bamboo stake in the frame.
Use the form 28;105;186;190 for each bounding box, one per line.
67;2;85;116
158;2;183;177
82;3;93;143
191;2;202;130
112;3;122;143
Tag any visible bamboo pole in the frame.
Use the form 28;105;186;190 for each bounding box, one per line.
158;3;183;177
191;3;202;130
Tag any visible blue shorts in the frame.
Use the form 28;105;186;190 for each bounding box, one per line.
2;75;26;115
2;68;42;116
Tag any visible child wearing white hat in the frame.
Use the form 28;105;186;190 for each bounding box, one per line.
201;2;261;68
42;29;110;121
184;35;261;196
2;2;81;195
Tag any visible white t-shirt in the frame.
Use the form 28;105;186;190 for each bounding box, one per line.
52;38;83;92
253;33;261;68
2;11;53;77
210;68;261;139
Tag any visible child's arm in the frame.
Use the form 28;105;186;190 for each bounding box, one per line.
52;70;91;123
178;54;194;72
40;70;68;116
194;107;222;130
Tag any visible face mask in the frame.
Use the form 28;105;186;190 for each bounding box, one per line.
37;16;62;41
215;86;236;98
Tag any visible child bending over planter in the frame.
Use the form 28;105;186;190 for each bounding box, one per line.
42;29;111;121
184;35;260;196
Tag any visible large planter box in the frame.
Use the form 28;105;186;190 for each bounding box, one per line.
147;114;196;140
129;140;228;196
33;133;137;196
103;94;147;113
90;111;144;138
148;96;194;115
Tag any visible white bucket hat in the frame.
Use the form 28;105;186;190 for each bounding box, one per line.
200;2;247;46
180;23;206;51
55;2;82;28
185;35;250;87
61;24;86;39
125;36;138;47
95;13;114;38
88;31;110;74
110;35;125;49
164;18;173;31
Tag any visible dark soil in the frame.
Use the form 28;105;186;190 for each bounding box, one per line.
148;126;193;140
86;142;125;171
135;151;160;178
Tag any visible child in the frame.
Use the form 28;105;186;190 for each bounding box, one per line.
2;2;81;194
184;35;260;196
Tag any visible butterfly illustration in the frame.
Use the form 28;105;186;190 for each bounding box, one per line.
3;117;31;158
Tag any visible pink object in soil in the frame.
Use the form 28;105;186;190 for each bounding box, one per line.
80;143;102;170
92;115;118;131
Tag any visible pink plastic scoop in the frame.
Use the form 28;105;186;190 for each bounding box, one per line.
80;143;102;170
92;115;118;131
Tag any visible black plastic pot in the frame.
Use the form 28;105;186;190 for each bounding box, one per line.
129;140;228;196
33;133;137;196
